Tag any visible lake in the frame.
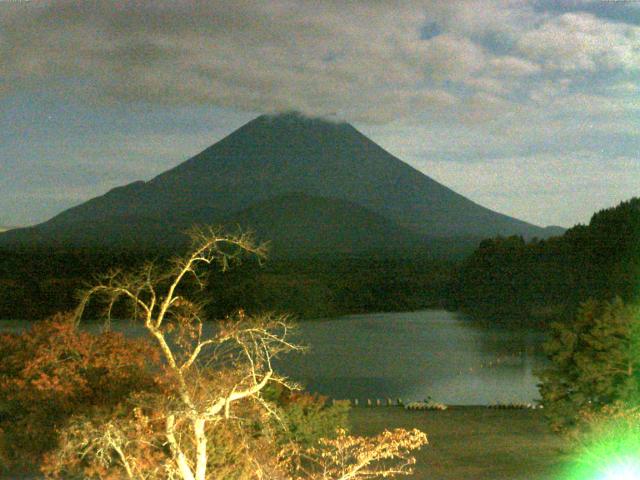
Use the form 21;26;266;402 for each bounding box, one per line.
0;309;548;405
275;310;547;405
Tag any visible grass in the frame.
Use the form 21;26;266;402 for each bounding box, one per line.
349;406;569;480
2;406;569;479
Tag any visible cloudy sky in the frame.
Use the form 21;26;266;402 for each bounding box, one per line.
1;0;639;228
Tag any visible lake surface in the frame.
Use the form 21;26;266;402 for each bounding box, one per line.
0;310;548;405
274;310;547;405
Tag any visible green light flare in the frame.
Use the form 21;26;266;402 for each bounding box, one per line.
562;411;640;480
598;458;640;480
565;453;640;480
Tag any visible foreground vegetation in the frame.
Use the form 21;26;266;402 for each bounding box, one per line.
0;229;427;479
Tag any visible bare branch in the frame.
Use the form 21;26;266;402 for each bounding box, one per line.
179;339;217;373
58;227;427;480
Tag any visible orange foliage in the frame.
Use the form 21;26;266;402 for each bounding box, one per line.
1;230;429;479
0;312;159;471
291;428;429;480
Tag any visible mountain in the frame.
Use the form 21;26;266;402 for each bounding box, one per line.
220;192;425;256
540;225;566;237
0;112;561;254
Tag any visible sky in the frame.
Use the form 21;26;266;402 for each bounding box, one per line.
1;0;639;229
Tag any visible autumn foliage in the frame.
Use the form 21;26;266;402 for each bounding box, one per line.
0;229;428;479
0;312;159;471
293;428;428;480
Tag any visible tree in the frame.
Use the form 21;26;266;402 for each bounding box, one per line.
538;297;640;432
292;428;427;480
0;312;159;472
43;227;427;479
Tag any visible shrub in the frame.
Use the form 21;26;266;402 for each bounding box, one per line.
0;313;159;472
275;389;350;447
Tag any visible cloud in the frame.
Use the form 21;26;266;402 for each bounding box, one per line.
1;1;638;126
607;81;640;94
489;56;541;76
420;33;487;80
418;152;640;227
1;1;444;123
428;0;542;39
517;12;640;72
463;76;509;95
0;1;536;124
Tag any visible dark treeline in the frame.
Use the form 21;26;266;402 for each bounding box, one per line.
4;198;637;324
0;247;162;319
205;254;453;319
0;244;454;321
449;198;640;325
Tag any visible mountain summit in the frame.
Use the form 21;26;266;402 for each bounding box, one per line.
0;112;558;254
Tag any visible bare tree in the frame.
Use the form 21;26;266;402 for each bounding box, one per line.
49;227;427;480
68;227;300;479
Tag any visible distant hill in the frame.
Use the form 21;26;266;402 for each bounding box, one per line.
220;192;424;256
540;225;566;238
0;112;562;256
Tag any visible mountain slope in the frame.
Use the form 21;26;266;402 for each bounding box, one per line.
0;112;558;252
220;192;424;256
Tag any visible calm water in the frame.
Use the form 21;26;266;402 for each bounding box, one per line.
0;310;547;405
275;310;547;405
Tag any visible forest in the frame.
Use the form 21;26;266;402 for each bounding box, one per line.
449;197;640;326
1;198;638;326
0;246;453;321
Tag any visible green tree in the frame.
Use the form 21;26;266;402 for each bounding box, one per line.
538;297;640;431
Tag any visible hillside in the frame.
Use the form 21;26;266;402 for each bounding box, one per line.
220;193;424;257
450;197;640;323
0;112;559;255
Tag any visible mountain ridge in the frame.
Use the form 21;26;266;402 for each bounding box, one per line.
0;112;563;254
